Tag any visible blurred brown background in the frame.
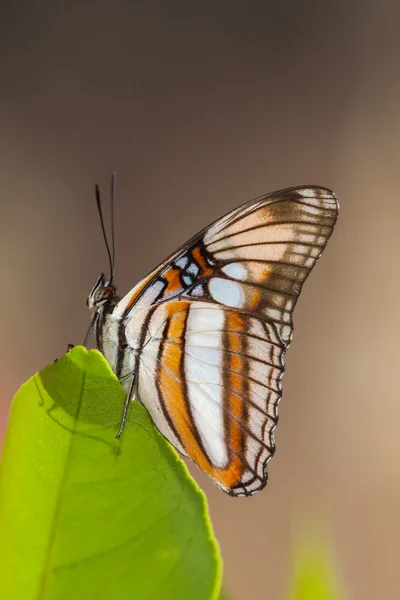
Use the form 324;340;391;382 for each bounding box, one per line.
1;1;400;598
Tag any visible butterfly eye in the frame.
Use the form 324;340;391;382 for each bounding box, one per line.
94;286;115;306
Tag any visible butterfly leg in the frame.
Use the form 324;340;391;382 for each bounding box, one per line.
115;373;136;439
53;343;75;362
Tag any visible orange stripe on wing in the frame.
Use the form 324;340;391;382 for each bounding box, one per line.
158;301;213;469
163;266;184;295
223;312;247;488
191;246;214;276
158;302;248;493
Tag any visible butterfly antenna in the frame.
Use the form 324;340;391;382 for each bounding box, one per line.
110;171;116;282
95;182;114;284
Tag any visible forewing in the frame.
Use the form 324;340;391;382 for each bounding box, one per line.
115;186;337;348
198;186;337;344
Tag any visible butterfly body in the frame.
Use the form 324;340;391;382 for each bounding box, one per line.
88;186;338;496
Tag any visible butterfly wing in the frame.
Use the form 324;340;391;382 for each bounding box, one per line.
116;186;338;495
137;300;284;495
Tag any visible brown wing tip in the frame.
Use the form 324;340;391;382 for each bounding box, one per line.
228;472;269;497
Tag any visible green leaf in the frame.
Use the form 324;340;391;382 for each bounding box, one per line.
289;529;347;600
0;347;222;600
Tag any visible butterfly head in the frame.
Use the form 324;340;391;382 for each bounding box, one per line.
87;273;117;311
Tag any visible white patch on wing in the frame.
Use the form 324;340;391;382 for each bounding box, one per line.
182;273;194;286
175;256;188;268
296;188;337;209
185;306;228;468
212;243;288;263
297;188;317;197
209;278;245;308
186;331;220;349
185;346;221;384
221;262;248;281
185;302;223;331
189;284;204;297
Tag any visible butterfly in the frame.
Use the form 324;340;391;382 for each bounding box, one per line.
87;176;338;496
